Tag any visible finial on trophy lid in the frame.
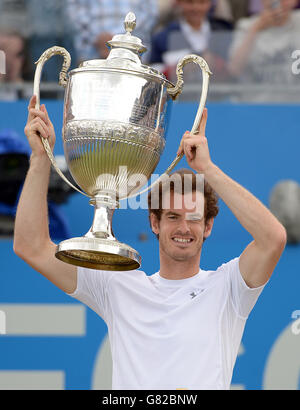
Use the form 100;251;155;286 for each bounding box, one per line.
106;11;147;59
124;12;136;34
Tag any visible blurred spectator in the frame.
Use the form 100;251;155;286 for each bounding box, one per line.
218;1;263;24
0;31;25;83
226;0;259;23
150;0;233;83
155;0;177;31
0;30;31;100
28;0;76;82
0;128;74;239
269;180;300;244
248;0;264;15
228;0;300;101
65;0;159;63
219;0;299;25
0;1;76;87
0;0;29;37
158;0;174;14
0;128;30;236
213;0;236;23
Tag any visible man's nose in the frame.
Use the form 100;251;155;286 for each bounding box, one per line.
177;218;191;233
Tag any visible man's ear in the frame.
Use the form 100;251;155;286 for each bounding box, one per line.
150;213;160;235
203;218;214;239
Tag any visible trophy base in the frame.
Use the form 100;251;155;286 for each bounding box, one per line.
55;237;141;271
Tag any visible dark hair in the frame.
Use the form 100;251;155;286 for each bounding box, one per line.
148;168;219;237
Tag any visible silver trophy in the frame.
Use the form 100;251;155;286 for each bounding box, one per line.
33;12;212;271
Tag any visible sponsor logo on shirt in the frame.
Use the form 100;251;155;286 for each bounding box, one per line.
189;288;205;299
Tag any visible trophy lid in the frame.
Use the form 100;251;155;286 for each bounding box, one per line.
76;12;173;86
106;12;147;56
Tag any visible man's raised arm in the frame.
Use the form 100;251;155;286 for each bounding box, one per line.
13;96;77;294
178;108;287;288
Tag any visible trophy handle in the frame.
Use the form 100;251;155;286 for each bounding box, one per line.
166;54;212;169
33;46;90;198
127;54;212;199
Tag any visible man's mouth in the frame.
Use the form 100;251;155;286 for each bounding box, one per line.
172;237;194;245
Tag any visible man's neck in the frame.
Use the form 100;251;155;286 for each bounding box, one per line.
159;252;201;280
185;18;205;31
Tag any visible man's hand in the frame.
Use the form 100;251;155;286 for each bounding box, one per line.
177;108;213;174
253;5;289;32
24;95;56;159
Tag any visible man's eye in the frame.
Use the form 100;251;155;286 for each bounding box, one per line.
168;215;177;220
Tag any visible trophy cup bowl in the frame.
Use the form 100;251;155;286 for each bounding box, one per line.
33;12;212;271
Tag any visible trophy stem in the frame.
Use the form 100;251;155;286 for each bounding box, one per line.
86;195;117;240
55;193;141;271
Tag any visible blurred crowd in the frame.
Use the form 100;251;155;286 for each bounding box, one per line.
0;0;300;102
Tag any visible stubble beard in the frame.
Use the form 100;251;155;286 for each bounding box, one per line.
159;236;203;262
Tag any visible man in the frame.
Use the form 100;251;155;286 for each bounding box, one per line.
228;0;300;101
0;30;30;100
14;96;286;389
150;0;232;82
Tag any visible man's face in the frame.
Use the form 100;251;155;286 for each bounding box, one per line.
151;191;213;262
176;0;212;28
0;35;24;82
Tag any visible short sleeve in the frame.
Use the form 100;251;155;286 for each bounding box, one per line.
226;257;266;319
67;267;113;322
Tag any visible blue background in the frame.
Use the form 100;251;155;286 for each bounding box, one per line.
0;100;300;389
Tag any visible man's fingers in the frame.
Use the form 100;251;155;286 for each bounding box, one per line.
27;97;51;126
33;117;50;137
183;140;195;161
27;108;49;125
30;122;49;140
25;116;51;141
177;109;208;156
177;132;198;156
177;131;190;156
40;105;51;126
198;108;208;136
41;104;50;122
27;96;37;121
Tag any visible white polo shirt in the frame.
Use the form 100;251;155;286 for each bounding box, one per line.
68;257;265;390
